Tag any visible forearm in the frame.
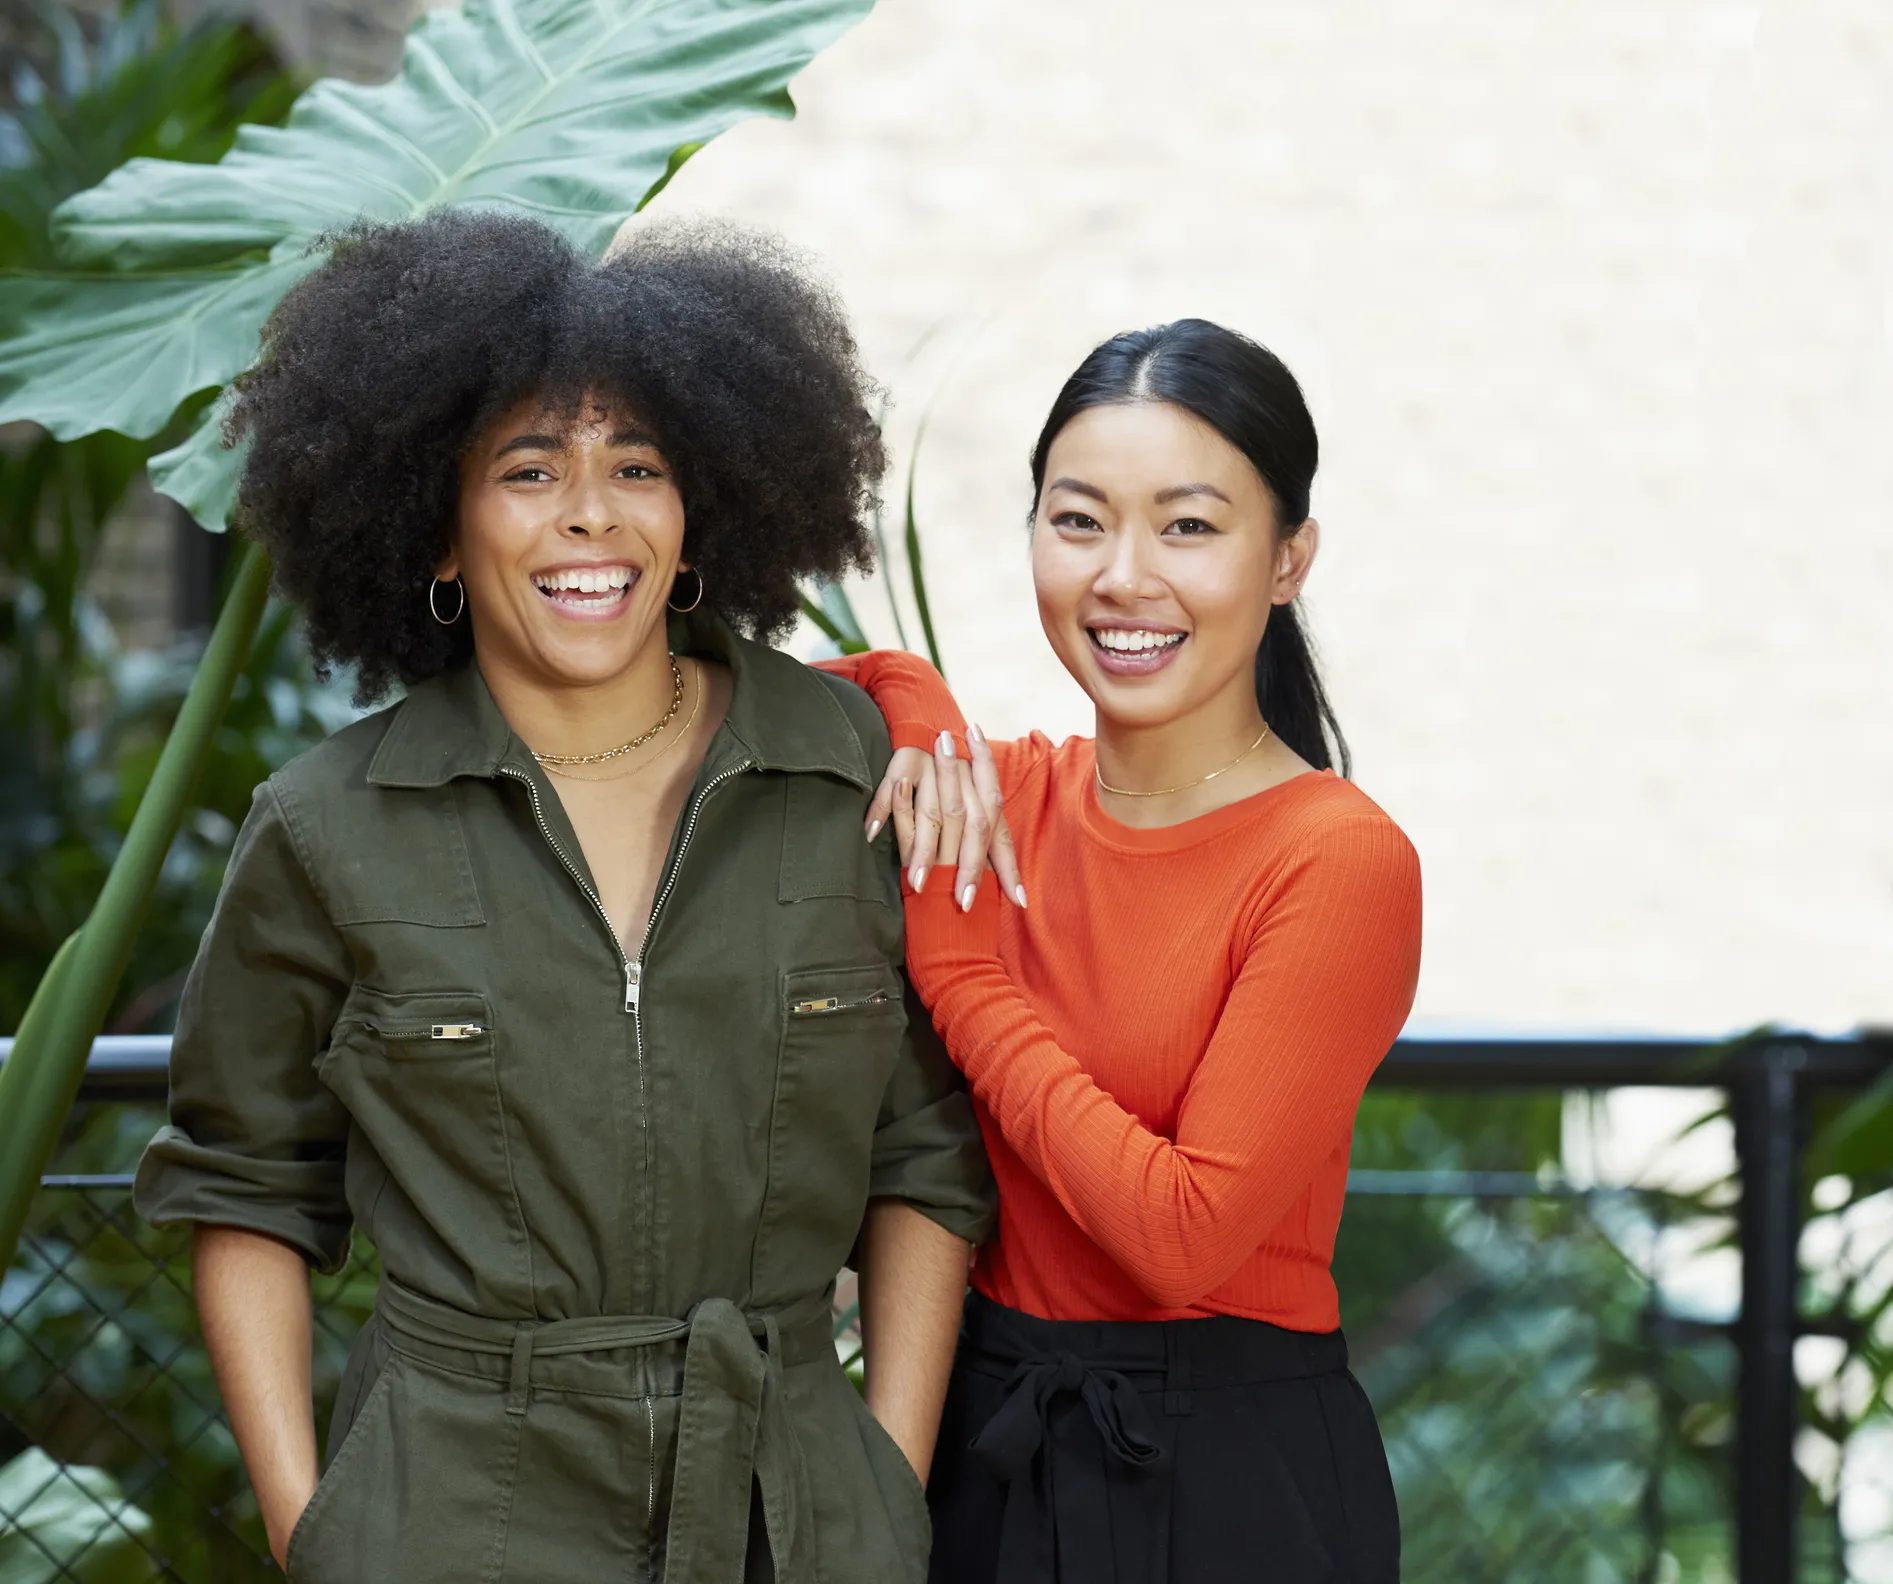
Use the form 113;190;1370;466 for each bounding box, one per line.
812;651;968;754
193;1224;319;1566
857;1198;972;1485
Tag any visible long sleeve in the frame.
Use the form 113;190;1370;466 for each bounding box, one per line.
903;815;1421;1310
812;650;965;756
809;666;997;1249
134;780;355;1271
812;650;1055;794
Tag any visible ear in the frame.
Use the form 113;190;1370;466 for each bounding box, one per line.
1272;517;1320;606
435;550;460;582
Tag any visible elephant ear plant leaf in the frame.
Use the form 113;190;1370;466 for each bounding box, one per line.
0;0;878;1272
1;0;876;525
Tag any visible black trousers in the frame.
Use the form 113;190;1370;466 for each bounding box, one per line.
927;1293;1399;1584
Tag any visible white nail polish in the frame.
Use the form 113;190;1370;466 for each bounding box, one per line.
910;868;926;893
960;884;976;912
865;820;883;843
1014;885;1029;909
938;730;955;755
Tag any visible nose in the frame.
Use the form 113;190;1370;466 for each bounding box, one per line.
1094;524;1161;602
558;470;618;538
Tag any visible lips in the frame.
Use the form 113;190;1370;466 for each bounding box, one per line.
530;564;638;619
1086;625;1187;677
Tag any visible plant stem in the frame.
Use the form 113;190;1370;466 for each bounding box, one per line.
903;429;945;678
0;539;272;1270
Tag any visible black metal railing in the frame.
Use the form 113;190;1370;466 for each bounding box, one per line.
2;1030;1887;1582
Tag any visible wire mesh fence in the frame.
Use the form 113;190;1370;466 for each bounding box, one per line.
1;1173;376;1581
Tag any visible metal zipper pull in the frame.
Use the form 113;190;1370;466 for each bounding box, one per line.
430;1024;484;1040
791;989;892;1016
625;961;641;1013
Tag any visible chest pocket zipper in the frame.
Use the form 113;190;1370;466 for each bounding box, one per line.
789;989;892;1017
365;1022;487;1041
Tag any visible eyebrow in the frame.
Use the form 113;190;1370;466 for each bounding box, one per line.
1046;476;1231;507
493;426;661;458
494;432;564;458
1153;482;1231;505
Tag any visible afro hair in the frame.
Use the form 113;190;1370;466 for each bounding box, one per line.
226;208;888;701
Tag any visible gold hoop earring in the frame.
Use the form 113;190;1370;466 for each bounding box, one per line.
430;577;465;625
667;567;704;613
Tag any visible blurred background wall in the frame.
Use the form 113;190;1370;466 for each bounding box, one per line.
644;0;1892;1041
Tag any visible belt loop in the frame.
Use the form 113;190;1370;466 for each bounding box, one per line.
1163;1323;1193;1416
507;1325;536;1416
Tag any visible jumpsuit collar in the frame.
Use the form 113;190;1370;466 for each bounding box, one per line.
366;606;874;793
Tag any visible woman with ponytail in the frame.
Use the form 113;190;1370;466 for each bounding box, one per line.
819;319;1419;1583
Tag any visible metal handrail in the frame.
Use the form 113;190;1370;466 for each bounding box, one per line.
5;1028;1886;1098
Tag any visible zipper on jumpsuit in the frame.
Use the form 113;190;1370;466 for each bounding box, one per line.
498;755;753;1560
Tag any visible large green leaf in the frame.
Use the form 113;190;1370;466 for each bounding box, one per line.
0;0;876;521
0;257;320;441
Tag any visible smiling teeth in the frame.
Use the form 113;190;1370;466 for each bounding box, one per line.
1093;629;1184;653
533;567;633;594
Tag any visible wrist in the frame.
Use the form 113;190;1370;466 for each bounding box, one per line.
889;721;965;757
264;1469;320;1566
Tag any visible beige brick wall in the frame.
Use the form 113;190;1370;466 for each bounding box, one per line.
658;0;1893;1038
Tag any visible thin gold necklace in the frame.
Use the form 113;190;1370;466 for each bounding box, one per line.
542;664;703;784
1094;724;1271;799
531;657;684;767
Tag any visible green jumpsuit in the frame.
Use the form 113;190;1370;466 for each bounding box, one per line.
134;609;995;1584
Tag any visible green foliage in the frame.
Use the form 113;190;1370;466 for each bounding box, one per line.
0;0;878;529
0;6;326;1038
0;1448;152;1583
0;1;297;270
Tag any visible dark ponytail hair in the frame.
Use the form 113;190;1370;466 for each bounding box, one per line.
1028;318;1351;777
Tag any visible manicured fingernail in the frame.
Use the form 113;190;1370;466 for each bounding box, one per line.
960;884;976;912
1013;885;1029;909
865;819;883;843
969;722;986;745
937;730;955;756
910;866;926;893
896;779;910;799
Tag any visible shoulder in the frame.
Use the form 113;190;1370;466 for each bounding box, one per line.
268;701;403;806
999;728;1071;788
1264;774;1422;897
805;664;894;761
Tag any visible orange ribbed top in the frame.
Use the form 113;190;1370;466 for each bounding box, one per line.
818;652;1423;1329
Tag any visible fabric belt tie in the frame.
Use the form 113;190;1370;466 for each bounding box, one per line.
971;1350;1170;1584
375;1277;826;1584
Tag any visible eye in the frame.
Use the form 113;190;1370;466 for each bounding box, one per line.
1164;517;1220;538
502;465;552;483
1051;510;1103;533
617;462;662;480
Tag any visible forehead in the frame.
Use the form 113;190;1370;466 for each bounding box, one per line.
477;389;657;450
1045;402;1259;497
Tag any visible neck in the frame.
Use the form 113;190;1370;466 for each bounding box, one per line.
1092;678;1270;827
477;635;677;761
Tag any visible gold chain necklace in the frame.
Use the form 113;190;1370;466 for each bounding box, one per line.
531;657;684;767
1094;724;1271;799
542;663;702;783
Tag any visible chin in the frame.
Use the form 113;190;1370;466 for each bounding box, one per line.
533;638;646;689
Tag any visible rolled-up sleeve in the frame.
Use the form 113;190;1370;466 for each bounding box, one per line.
865;967;997;1249
134;779;354;1272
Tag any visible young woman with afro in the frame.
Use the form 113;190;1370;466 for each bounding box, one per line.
135;209;995;1584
